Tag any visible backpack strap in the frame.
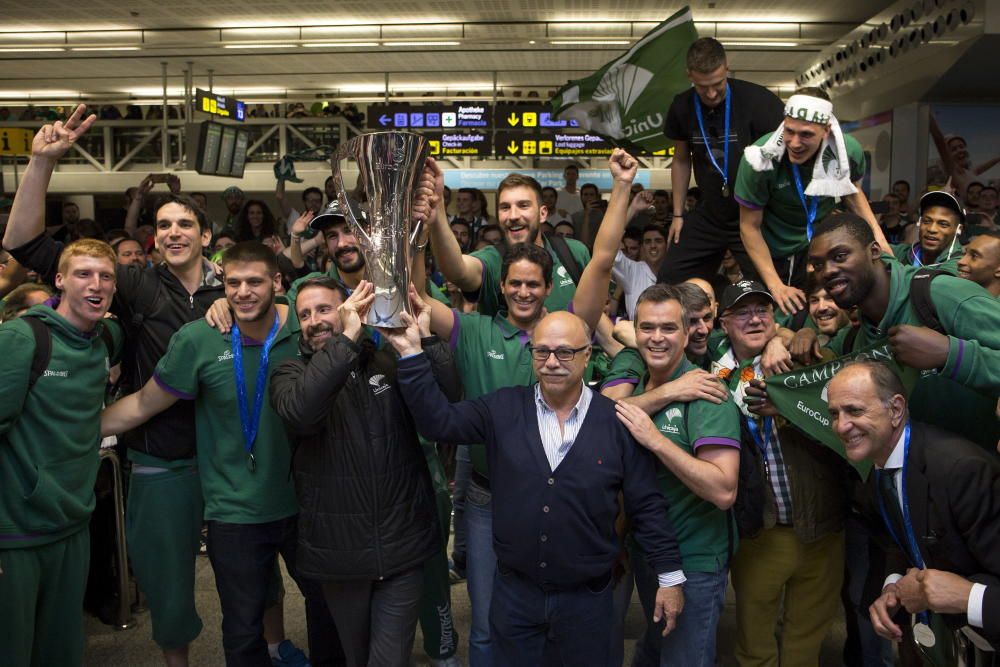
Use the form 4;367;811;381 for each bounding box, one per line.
909;268;946;333
544;232;584;286
21;315;53;390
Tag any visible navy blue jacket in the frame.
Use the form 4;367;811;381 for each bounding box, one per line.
397;352;683;587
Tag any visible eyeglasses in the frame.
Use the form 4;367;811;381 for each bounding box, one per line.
528;345;590;362
723;305;772;323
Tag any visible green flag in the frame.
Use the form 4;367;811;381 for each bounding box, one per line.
764;339;920;479
549;7;698;155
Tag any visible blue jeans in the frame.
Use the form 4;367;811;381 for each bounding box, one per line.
490;564;614;667
465;480;497;667
630;548;728;667
451;446;471;571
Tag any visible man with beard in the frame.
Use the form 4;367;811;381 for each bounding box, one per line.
804;273;851;345
957;230;1000;297
3;107;319;667
890;191;965;273
427;165;591;318
101;242;331;666
613;284;740;667
657;37;784;286
223;186;246;229
270;278;461;667
735;88;889;315
411;149;639;666
799;212;1000;451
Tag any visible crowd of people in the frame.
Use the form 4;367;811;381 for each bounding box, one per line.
1;37;998;667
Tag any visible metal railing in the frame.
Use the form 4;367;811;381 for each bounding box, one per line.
0;117;357;172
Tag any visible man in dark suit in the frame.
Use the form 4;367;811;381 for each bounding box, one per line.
384;299;685;667
826;360;1000;648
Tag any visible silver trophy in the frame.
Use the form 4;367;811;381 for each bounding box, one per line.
330;132;428;327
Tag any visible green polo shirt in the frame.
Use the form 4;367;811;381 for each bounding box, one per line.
449;310;535;476
735;132;866;258
890;242;963;275
471;236;591;317
154;312;300;524
635;357;741;572
827;256;1000;450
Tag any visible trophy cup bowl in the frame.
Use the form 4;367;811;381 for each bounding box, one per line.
330;132;428;327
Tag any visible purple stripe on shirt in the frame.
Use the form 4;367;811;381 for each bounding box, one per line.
154;373;196;401
693;436;741;450
734;195;762;211
448;309;461;351
602;378;638;389
949;338;964;380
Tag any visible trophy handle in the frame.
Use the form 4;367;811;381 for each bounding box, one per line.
330;142;373;252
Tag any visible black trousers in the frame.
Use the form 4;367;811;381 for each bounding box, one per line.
320;566;424;667
657;209;758;285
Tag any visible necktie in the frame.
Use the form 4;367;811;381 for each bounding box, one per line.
879;469;907;548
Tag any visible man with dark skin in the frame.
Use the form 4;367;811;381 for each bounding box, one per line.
957;230;1000;296
890;191;965;273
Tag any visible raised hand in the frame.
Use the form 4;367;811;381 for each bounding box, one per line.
339;280;375;342
407;284;432;338
290;210;315;238
31;104;97;162
609;147;639;184
628;190;654;221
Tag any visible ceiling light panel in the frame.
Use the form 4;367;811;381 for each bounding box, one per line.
66;30;141;45
380;23;463;39
546;23;633;39
301;25;380;40
0;31;64;46
303;42;380;47
221;27;299;41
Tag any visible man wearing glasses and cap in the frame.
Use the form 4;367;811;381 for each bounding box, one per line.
711;279;850;667
890;190;966;274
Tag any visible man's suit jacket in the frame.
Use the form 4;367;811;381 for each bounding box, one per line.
867;421;1000;636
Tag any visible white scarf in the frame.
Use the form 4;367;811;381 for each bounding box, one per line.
743;94;857;198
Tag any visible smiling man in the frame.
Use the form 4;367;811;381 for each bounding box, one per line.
826;361;1000;649
800;211;1000;450
411;149;638;666
890;191;965;273
957;230;1000;296
658;37;784;286
614;284;740;667
427;167;591;318
0;239;123;667
735;88;889;315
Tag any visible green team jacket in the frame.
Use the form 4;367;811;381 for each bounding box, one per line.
0;306;122;548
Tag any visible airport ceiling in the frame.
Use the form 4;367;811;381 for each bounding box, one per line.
0;1;899;102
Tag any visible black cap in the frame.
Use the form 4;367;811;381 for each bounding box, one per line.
720;280;775;312
919;190;965;224
309;199;347;232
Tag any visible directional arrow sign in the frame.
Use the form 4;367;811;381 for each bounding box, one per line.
507;140;519;154
379;114;391;126
507;112;519;127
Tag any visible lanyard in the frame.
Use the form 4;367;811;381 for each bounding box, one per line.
790;163;819;241
745;415;773;453
232;310;281;473
911;245;923;267
875;423;930;625
694;87;731;195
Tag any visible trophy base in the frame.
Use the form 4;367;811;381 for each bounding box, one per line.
364;288;407;329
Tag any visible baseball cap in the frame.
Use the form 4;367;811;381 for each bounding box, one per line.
720;280;775;312
309;199;348;232
919;190;965;224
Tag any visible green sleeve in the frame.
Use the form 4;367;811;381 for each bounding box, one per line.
469;245;502;315
734;143;773;209
105;319;125;366
600;347;645;391
568;238;592;266
0;323;33;438
932;278;1000;393
846;135;867;182
153;323;203;398
689;396;741;449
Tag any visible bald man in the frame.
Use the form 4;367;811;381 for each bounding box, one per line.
388;305;685;667
827;361;1000;647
